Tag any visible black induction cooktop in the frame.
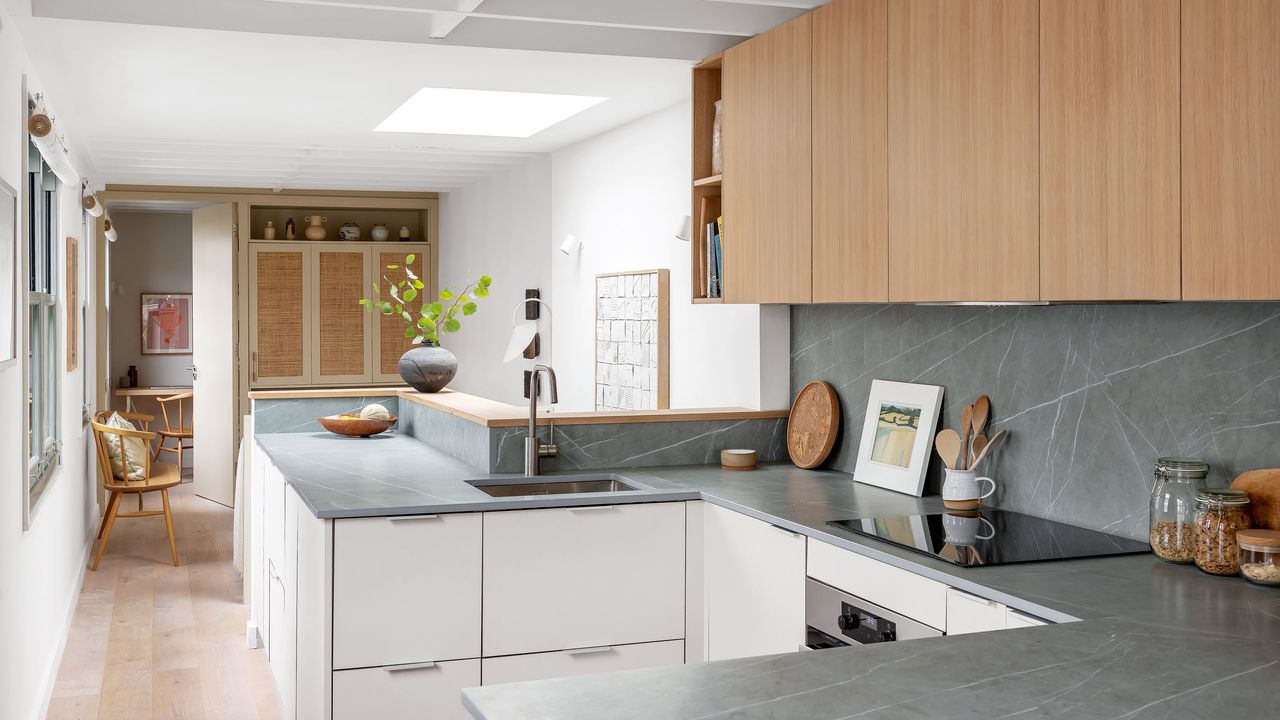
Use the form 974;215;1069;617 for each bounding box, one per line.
826;509;1151;567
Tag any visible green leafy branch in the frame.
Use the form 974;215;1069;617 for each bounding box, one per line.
358;253;492;346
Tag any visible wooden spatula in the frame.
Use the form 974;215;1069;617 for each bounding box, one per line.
970;435;988;467
960;404;974;470
970;430;1007;470
935;429;962;470
972;395;991;438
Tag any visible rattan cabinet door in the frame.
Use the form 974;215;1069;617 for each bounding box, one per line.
371;244;429;384
249;243;312;387
311;243;373;385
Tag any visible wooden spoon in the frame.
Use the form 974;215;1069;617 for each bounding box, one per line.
959;405;973;470
972;395;991;439
970;435;988;467
935;429;962;470
969;430;1007;470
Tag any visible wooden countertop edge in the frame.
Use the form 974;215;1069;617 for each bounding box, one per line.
248;387;410;400
396;389;789;427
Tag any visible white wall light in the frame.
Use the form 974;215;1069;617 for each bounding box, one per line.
103;218;118;243
559;234;582;256
675;215;692;242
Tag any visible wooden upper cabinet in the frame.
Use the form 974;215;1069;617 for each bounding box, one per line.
1040;0;1180;301
313;244;373;385
1183;0;1280;300
888;0;1039;302
250;244;310;387
811;0;888;303
723;14;813;304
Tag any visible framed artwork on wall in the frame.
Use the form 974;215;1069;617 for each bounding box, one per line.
65;236;78;371
0;178;15;370
141;292;193;355
594;269;669;411
853;379;944;496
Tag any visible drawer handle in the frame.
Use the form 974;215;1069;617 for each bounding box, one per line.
771;524;801;539
388;514;441;522
385;661;439;673
564;646;614;656
569;505;618;513
953;589;1000;608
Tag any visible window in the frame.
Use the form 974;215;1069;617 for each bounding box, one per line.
27;135;59;497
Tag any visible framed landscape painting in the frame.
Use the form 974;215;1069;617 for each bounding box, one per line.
141;292;193;355
854;379;944;496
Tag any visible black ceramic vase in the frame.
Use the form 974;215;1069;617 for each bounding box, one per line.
398;343;458;393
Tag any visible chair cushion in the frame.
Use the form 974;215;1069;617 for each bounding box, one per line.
104;412;148;482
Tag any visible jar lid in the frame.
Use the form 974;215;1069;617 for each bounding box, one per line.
1238;529;1280;550
1196;487;1250;505
1155;457;1209;476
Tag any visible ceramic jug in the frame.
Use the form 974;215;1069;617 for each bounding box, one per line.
942;468;996;511
304;215;327;241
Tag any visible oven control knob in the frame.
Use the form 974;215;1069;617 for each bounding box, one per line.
838;612;859;631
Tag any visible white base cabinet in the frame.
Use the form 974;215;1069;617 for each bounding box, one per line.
704;503;807;660
807;538;948;631
945;588;1008;635
333;659;480;720
481;640;685;686
483;503;686;657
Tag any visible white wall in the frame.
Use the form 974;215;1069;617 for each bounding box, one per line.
439;156;552;406
108;210;194;388
0;6;101;720
549;102;789;411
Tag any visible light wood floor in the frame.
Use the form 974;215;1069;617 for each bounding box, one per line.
47;482;281;720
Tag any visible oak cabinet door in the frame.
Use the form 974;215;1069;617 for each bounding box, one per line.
249;244;311;386
1040;0;1180;301
888;0;1039;302
371;244;429;383
311;243;373;385
812;0;888;303
722;14;813;304
1183;0;1280;300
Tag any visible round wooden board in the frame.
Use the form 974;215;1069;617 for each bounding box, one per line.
788;381;840;469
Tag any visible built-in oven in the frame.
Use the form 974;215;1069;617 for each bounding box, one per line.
804;578;943;650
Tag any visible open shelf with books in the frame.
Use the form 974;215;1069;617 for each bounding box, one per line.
692;53;724;303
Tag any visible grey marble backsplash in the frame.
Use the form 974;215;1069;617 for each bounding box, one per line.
252;395;400;434
791;303;1280;540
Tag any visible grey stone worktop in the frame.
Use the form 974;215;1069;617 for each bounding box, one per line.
253;431;1280;720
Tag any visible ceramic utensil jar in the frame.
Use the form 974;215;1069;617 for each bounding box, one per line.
942;469;996;511
1149;457;1209;563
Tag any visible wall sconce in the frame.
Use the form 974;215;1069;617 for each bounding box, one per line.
103;218;118;243
675;215;692;242
559;234;582;256
82;185;104;218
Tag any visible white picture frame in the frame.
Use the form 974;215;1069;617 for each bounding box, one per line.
0;177;16;370
853;379;944;496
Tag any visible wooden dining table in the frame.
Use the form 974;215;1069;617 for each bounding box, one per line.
114;386;193;413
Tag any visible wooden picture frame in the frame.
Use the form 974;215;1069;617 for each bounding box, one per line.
0;178;15;370
141;292;193;355
594;269;669;411
65;236;78;370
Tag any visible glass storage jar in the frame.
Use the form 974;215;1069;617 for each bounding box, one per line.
1194;488;1251;576
1149;457;1208;563
1238;529;1280;587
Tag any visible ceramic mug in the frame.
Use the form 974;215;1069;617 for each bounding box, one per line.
942;468;996;510
942;512;996;545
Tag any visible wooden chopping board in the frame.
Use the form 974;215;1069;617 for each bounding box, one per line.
788;381;840;469
1232;469;1280;530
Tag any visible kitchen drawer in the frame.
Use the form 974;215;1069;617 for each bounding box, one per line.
481;640;684;686
333;513;482;669
1006;608;1048;629
807;539;946;630
483;502;685;657
332;659;479;720
946;588;1007;635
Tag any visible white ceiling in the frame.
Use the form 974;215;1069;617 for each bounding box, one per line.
13;0;822;192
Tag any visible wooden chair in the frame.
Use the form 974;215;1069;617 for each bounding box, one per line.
90;411;181;571
153;391;194;475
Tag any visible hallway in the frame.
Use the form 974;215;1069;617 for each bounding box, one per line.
46;483;280;720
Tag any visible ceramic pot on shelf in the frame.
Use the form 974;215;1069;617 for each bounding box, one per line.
263;221;276;240
398;226;412;241
370;224;390;242
399;343;457;393
285;218;296;240
303;216;328;241
339;222;361;241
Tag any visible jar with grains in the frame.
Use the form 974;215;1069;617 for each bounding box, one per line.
1194;488;1251;576
1150;457;1208;563
1237;529;1280;587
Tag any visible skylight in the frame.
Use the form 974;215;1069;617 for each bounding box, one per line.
374;87;607;138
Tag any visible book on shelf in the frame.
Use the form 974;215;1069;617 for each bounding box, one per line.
698;196;710;298
707;220;718;297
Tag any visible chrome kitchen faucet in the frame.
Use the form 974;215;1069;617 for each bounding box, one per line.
525;364;559;476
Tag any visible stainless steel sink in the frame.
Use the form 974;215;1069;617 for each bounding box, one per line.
467;474;644;497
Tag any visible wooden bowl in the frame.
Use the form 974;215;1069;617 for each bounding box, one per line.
317;414;398;438
721;449;757;471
